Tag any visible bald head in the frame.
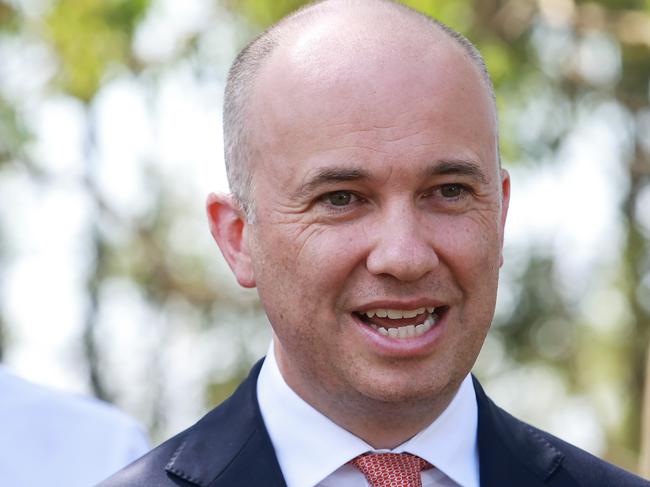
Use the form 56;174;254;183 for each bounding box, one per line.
223;0;496;218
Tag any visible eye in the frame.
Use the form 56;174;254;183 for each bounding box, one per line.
323;191;355;206
439;184;465;198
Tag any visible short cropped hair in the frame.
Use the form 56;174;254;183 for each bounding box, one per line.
223;0;496;220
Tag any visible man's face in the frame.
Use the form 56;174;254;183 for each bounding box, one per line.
242;30;509;417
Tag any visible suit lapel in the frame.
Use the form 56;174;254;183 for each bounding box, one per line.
474;377;564;486
164;360;286;487
159;364;569;487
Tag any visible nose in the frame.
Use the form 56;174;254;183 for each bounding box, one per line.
365;204;439;282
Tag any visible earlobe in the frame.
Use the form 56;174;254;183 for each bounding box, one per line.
206;193;256;288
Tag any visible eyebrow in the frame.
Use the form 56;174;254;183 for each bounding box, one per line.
429;159;489;184
292;159;490;199
293;167;371;199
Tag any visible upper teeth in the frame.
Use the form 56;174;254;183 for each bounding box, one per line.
363;307;435;319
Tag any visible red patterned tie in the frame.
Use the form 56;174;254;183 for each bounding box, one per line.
349;452;433;487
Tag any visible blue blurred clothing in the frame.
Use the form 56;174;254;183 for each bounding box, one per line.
0;366;149;487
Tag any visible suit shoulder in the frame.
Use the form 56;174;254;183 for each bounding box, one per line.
537;426;648;486
503;407;648;486
474;377;648;486
97;361;270;486
97;430;191;487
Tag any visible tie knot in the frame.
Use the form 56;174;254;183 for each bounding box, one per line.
349;452;433;487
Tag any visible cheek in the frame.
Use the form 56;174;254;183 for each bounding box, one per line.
435;211;502;258
433;216;502;299
252;223;366;306
284;222;367;272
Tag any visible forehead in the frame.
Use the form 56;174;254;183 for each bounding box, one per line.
258;14;482;104
248;11;497;182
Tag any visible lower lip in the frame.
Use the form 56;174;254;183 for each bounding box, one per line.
352;310;449;357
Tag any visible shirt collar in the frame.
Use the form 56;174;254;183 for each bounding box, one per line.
257;342;479;487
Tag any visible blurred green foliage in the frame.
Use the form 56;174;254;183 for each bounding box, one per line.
0;1;19;32
0;2;23;168
224;0;307;27
0;95;29;167
44;0;150;101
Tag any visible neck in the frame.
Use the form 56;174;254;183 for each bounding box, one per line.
310;387;457;449
275;359;459;449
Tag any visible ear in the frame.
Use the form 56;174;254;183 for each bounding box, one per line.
206;193;256;288
498;168;511;268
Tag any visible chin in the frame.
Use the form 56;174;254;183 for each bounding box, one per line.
352;371;457;407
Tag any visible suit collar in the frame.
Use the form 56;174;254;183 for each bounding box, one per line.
161;361;565;487
164;360;286;487
473;376;564;486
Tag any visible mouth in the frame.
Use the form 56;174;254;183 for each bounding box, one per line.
353;306;448;339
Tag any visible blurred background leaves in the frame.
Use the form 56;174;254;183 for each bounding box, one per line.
0;0;648;476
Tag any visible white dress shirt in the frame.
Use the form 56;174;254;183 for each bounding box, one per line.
257;343;480;487
0;366;150;487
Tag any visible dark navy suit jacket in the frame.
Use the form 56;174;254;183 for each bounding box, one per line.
99;360;649;486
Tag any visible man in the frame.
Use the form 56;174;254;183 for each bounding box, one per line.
0;365;149;486
100;0;648;485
